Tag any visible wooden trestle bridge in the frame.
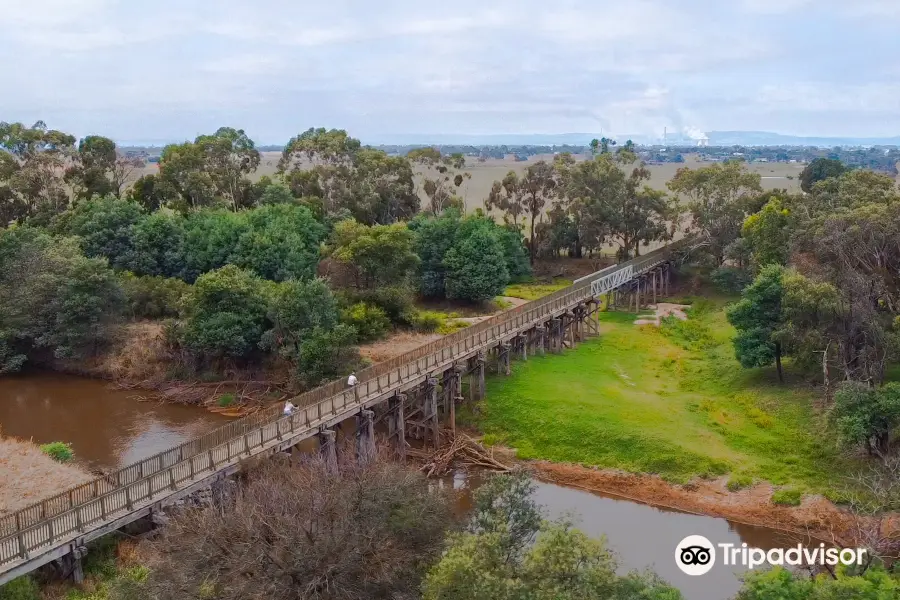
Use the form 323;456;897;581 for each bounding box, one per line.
0;237;694;586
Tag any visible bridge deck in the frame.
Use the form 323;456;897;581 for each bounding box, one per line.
0;238;690;585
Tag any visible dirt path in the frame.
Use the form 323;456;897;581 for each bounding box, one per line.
634;303;691;326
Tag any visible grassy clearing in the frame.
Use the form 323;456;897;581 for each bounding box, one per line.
478;298;853;492
504;278;573;301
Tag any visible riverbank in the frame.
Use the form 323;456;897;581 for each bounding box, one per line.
0;436;93;514
474;296;857;498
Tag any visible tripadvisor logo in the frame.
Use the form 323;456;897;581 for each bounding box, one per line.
675;535;867;576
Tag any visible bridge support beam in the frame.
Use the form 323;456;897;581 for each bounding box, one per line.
518;335;527;361
355;410;376;466
665;264;670;296
388;394;406;463
536;325;546;355
474;351;486;400
425;376;440;448
550;318;561;353
319;429;338;474
652;269;658;305
500;343;511;375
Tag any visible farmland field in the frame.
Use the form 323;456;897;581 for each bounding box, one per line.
133;152;805;213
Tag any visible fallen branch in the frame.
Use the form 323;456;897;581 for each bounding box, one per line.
419;434;511;477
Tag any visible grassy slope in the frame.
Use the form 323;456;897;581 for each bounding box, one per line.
478;298;850;491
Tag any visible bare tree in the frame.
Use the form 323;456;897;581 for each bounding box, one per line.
132;455;457;600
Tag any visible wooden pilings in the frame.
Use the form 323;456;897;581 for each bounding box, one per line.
319;429;338;474
355;410;376;465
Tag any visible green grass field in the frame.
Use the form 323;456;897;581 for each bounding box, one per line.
476;298;852;491
503;278;573;301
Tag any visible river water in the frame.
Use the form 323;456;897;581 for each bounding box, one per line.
1;375;809;600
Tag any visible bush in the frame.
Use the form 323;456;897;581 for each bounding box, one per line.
771;487;803;506
217;393;235;407
231;204;326;282
727;474;753;491
296;324;361;386
351;286;416;325
262;278;339;360
0;576;39;600
411;310;444;333
340;302;390;342
180;266;269;363
659;315;715;350
40;441;74;463
120;273;189;319
125;211;185;278
710;266;753;294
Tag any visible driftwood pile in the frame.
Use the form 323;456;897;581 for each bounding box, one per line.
418;434;512;477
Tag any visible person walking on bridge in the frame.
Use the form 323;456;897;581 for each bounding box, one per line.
347;372;358;387
283;401;297;415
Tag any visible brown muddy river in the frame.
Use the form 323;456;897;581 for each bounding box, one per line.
2;375;811;600
0;374;227;470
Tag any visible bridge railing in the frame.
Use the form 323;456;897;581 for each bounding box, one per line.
0;237;691;567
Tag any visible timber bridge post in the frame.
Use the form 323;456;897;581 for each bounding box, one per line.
0;238;693;587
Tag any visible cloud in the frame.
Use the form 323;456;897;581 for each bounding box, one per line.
0;0;898;141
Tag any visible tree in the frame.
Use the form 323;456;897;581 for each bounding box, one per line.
179;265;269;363
422;472;682;600
261;277;340;364
65;135;142;201
726;265;786;382
193;127;261;210
125;212;186;278
0;121;75;224
327;220;419;289
667;161;763;265
408;147;470;215
612;161;671;258
231;204;326;282
135;459;455;600
157;141;218;211
51;196;144;271
443;223;510;302
486;161;557;263
411;210;463;297
279;129;417;224
831;382;900;459
742;197;792;266
0;227;123;372
126;174;176;211
799;157;848;193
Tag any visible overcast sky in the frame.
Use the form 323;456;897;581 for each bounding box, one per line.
3;0;900;144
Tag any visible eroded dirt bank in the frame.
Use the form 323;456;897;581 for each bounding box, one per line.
532;460;897;547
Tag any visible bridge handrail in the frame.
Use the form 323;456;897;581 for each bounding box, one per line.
0;236;691;563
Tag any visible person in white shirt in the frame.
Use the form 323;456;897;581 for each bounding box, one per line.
347;372;358;387
283;401;297;415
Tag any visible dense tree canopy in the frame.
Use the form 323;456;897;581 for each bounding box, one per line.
799;157;849;193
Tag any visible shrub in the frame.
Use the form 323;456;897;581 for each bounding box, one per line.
40;441;74;463
771;487;803;506
296;324;361;386
180;266;269;363
125;211;186;278
0;575;39;600
231;204;326;282
351;286;416;325
120;273;189;319
411;310;444;333
340;302;390;342
659;315;715;350
727;474;753;492
262;278;339;360
710;266;753;294
217;394;235;407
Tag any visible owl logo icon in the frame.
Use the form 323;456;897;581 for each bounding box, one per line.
675;535;716;576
